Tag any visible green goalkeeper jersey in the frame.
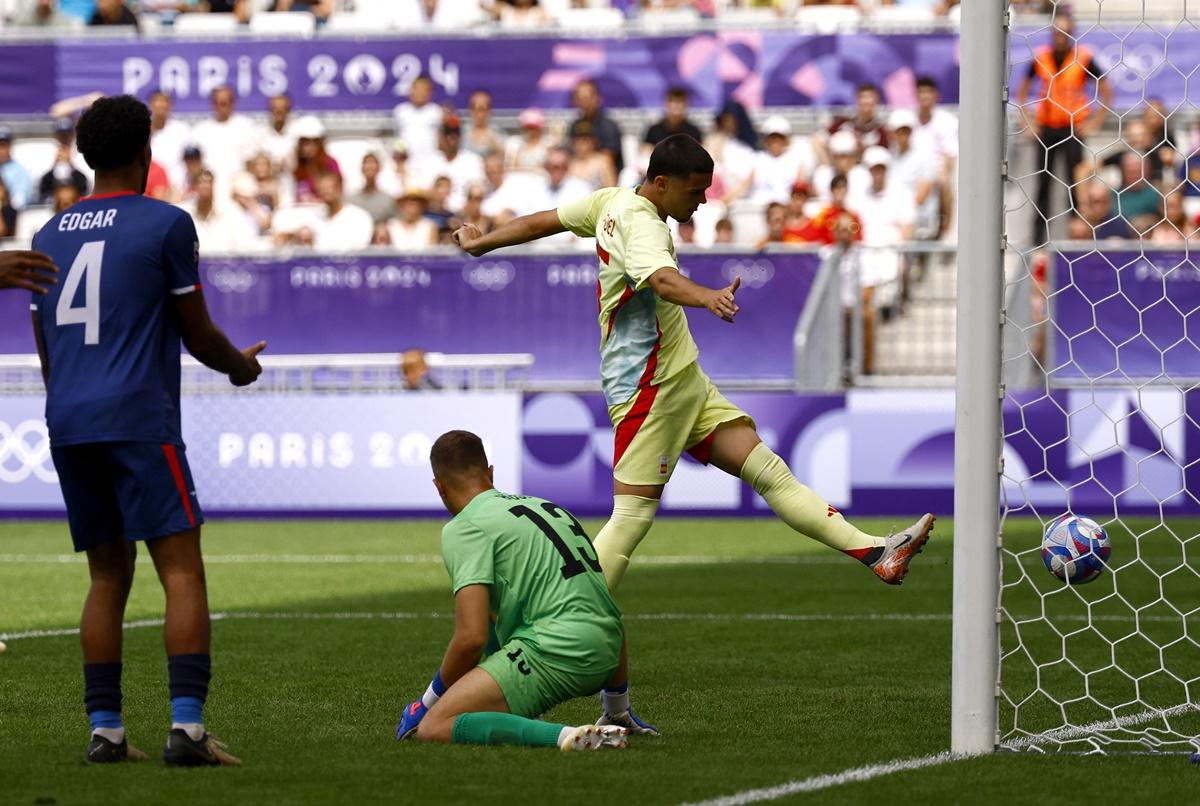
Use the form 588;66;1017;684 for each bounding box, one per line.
440;489;622;665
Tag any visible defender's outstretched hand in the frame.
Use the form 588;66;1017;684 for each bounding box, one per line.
231;340;267;387
707;275;741;323
0;250;57;294
452;223;485;257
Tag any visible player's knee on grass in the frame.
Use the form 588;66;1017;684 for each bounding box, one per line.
415;710;454;743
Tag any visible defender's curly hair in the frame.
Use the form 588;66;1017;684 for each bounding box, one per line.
76;95;151;171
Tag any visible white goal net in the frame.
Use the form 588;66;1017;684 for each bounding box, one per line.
1000;0;1200;753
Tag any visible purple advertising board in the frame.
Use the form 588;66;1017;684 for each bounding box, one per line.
3;31;963;114
4;388;1198;517
1052;251;1200;381
0;251;819;382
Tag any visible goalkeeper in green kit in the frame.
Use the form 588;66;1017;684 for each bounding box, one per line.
396;430;629;751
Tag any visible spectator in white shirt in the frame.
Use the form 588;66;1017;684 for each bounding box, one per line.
496;0;551;28
811;129;871;203
387;188;439;249
393;76;444;164
505;107;554;174
887;109;940;241
913;75;958;235
725;115;815;206
260;93;297;173
312;172;373;251
535;147;592;208
180;169;257;253
421;115;485;211
462;89;504;158
149;91;191;190
406;0;485;27
849;146;916;315
191;85;257;198
377;139;418;198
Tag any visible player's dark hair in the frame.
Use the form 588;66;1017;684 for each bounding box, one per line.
666;86;689;102
646;134;713;181
915;75;939;92
830;173;849;191
431;430;490;480
856;82;880;97
76;95;151;172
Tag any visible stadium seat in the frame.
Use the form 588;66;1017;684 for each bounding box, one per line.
795;5;861;32
321;13;383;33
325;136;381;195
249;12;316;36
11;138;59;180
727;199;767;247
272;203;325;236
344;0;402;27
15;205;52;243
638;8;701;31
556;8;625;30
869;5;937;23
171;13;241;35
716;8;780;27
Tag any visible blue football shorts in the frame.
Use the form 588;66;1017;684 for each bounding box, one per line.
51;442;204;552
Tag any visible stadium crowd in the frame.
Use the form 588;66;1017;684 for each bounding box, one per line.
0;0;983;32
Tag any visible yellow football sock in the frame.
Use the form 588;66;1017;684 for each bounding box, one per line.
593;495;659;591
739;442;884;561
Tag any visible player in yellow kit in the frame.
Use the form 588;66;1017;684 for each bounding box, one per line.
453;134;934;733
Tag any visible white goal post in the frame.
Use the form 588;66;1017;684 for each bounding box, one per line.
954;1;1200;756
951;0;1007;756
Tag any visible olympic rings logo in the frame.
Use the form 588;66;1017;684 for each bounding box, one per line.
721;259;776;289
0;420;58;484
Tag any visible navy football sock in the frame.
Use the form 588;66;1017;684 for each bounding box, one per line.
84;662;123;735
168;653;211;738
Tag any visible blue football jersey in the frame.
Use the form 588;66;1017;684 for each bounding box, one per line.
31;192;202;447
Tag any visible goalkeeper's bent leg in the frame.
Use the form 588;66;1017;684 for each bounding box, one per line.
451;712;567;748
593;495;659;591
739;442;885;563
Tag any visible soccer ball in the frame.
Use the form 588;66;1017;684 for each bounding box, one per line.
1041;514;1111;584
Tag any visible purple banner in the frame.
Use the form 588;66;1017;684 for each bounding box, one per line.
0;251;818;382
6;388;1200;517
1052;251;1200;380
1;31;964;114
0;27;1193;116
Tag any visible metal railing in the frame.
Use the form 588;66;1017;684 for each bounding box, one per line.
0;352;534;394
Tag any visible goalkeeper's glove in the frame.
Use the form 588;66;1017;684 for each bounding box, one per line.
396;700;427;741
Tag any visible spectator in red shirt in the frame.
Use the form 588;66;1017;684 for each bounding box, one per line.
798;174;863;244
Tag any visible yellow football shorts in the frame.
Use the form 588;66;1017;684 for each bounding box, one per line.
608;362;754;487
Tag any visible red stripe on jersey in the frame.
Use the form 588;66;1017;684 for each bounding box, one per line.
612;328;662;469
605;285;636;341
596;243;610;265
161;444;196;528
79;191;138;202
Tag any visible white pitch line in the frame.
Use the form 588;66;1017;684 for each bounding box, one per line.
4;608;1195;643
0;553;849;566
1003;703;1200;750
680;752;961;806
0;610;952;642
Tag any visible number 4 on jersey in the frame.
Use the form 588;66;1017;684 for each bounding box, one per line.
56;240;105;345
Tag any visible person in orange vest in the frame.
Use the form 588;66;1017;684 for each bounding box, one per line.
1016;14;1113;246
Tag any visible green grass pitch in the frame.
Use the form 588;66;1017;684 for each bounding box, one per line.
2;517;1197;805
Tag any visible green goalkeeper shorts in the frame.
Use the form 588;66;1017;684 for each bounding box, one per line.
479;632;619;719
